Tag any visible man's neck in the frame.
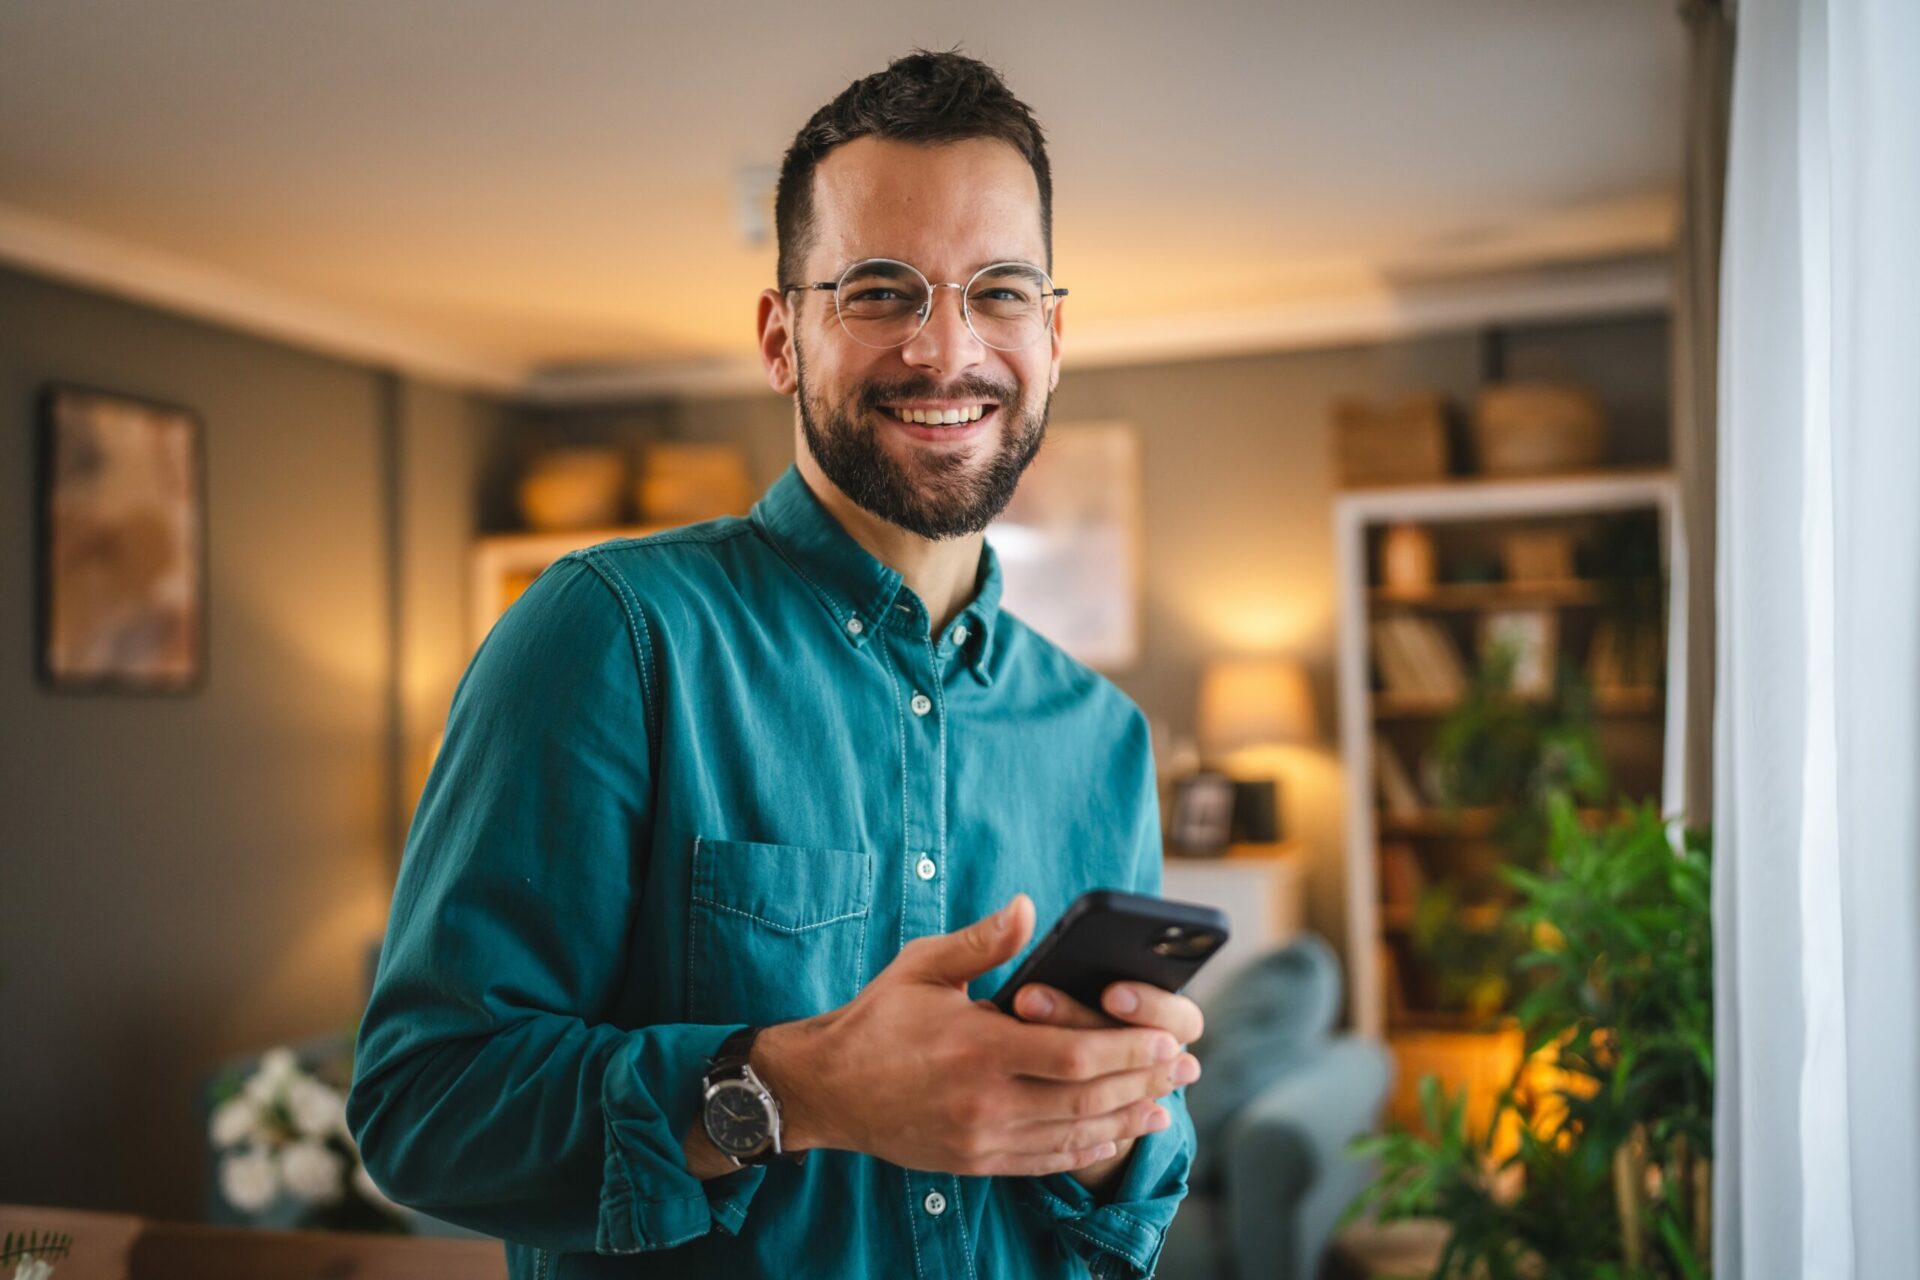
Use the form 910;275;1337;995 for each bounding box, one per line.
794;450;985;637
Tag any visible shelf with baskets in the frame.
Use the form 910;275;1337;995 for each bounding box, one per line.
1333;469;1689;1057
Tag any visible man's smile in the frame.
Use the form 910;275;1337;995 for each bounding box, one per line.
879;400;997;425
874;400;1001;442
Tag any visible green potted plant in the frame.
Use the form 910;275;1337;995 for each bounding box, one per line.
1;1229;72;1280
1412;646;1610;1021
1351;796;1714;1277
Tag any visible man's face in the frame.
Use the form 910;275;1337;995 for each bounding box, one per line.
772;135;1063;540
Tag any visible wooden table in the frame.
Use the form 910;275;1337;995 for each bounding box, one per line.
0;1204;507;1280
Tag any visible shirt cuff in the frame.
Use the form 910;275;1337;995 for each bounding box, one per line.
596;1022;773;1253
1015;1086;1196;1279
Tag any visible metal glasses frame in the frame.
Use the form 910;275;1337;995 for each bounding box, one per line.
780;257;1068;351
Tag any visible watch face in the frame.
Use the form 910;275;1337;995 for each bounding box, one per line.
704;1079;772;1157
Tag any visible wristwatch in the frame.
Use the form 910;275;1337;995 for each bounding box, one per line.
700;1026;807;1168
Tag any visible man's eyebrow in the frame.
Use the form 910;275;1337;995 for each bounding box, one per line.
969;259;1047;276
835;258;1049;279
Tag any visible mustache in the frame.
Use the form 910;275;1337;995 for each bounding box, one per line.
857;373;1020;411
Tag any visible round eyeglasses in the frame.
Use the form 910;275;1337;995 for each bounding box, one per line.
782;258;1067;352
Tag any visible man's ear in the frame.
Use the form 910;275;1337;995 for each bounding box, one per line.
758;289;799;396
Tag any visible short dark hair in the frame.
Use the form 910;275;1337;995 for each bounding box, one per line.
774;49;1053;288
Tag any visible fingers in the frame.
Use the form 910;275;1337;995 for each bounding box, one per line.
1002;1055;1201;1122
992;1019;1180;1081
1012;983;1112;1028
970;1141;1119;1179
1096;982;1205;1045
1006;1101;1174;1155
895;894;1034;987
1013;982;1204;1048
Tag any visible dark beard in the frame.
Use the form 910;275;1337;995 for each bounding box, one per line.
794;338;1049;541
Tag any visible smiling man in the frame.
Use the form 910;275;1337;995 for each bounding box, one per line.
349;50;1198;1279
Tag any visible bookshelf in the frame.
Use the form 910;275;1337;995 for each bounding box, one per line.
1332;470;1688;1056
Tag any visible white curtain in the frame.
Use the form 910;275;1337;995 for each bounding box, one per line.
1715;0;1920;1275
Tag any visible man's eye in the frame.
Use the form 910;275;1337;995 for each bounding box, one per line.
849;288;908;302
976;289;1026;302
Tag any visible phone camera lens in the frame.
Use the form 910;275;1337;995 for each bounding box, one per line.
1150;926;1220;959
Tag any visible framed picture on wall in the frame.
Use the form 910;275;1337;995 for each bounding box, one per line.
989;421;1142;670
38;385;208;693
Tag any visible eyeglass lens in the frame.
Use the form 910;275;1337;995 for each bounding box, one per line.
833;259;1055;351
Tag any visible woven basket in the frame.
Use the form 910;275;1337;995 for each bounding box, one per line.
1332;391;1451;487
1473;382;1607;475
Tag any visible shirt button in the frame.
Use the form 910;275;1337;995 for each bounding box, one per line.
910;692;932;716
951;624;969;646
915;855;937;881
923;1190;947;1216
845;617;864;636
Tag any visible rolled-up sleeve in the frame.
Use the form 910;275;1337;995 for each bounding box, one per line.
346;554;769;1253
1014;710;1197;1279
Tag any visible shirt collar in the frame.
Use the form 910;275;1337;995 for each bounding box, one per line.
749;464;1001;684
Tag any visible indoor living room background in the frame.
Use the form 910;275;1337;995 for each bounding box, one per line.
4;2;1915;1279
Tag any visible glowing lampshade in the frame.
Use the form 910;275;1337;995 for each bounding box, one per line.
1197;657;1319;757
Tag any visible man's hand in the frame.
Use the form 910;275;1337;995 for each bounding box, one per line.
744;895;1190;1178
1003;969;1203;1195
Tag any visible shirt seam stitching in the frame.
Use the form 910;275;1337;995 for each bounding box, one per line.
575;550;659;745
688;894;871;933
588;524;753;551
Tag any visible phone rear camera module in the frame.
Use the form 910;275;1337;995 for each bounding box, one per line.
1150;925;1220;959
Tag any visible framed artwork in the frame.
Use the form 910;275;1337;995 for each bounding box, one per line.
990;421;1142;670
1478;607;1558;697
38;385;207;692
1167;770;1238;856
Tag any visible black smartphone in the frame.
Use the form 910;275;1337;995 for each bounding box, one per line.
989;889;1231;1016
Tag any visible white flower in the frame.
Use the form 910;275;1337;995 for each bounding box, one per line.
220;1145;279;1212
209;1095;261;1150
243;1047;300;1104
279;1139;346;1205
14;1260;54;1280
286;1075;346;1139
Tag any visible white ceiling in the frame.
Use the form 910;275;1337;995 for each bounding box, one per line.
0;1;1684;392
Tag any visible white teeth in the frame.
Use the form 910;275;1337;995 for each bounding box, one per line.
889;405;990;425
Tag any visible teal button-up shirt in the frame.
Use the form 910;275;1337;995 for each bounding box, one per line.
348;464;1194;1279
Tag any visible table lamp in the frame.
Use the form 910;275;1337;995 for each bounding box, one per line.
1196;656;1320;843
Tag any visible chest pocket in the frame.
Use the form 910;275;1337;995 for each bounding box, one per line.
687;837;875;1026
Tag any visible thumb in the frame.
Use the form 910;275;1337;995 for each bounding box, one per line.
898;893;1034;987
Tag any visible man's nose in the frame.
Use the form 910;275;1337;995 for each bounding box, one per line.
898;284;986;379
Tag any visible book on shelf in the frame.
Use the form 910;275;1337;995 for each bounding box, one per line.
1370;617;1422;695
1373;733;1425;815
1587;619;1664;692
1371;614;1468;699
1378;841;1426;907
